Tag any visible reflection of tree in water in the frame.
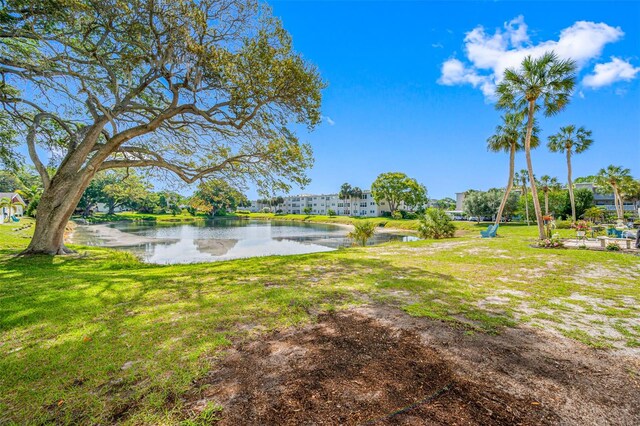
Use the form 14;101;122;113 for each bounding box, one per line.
194;239;238;256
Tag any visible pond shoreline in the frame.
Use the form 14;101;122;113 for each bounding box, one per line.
70;213;420;236
67;218;416;264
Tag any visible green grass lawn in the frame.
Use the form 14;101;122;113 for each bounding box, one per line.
1;217;639;424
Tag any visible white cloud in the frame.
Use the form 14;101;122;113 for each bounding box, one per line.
438;16;625;98
438;58;495;97
431;42;444;48
583;57;640;88
323;116;335;126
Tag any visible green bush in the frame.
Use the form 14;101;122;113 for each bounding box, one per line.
235;209;251;215
400;210;418;220
554;219;572;229
606;243;621;251
327;209;336;217
391;211;402;220
418;208;455;239
25;196;39;217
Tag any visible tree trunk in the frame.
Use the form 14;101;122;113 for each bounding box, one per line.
495;144;516;226
613;187;623;220
544;191;549;216
83;202;93;217
108;202;115;215
22;173;92;255
567;150;576;222
525;100;546;239
523;182;530;225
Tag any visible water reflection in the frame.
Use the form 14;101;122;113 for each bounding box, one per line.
72;219;418;264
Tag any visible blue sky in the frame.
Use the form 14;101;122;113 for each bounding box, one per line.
263;0;640;200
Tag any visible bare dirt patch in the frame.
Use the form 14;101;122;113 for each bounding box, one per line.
182;306;640;425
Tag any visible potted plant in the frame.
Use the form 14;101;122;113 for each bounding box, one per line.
572;220;589;238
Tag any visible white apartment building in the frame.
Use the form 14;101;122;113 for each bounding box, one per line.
247;190;403;217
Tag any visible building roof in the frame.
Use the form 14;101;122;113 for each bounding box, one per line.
0;192;26;205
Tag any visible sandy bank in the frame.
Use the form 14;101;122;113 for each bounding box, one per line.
70;224;179;247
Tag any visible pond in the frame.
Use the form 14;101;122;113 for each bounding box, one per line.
71;219;418;264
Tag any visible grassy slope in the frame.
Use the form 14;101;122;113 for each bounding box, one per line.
239;212;423;231
1;217;639;424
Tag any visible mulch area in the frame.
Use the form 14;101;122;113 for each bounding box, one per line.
182;310;588;425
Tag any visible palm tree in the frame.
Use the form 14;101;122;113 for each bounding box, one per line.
16;185;42;205
348;221;377;246
339;183;352;216
515;169;531;225
496;51;577;239
595;165;633;222
0;196;19;223
350;187;363;216
547;125;593;222
0;197;10;223
537;175;559;216
487;112;538;225
621;179;640;215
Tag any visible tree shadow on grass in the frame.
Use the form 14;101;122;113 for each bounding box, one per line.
0;248;526;425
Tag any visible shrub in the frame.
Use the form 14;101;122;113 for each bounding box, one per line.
391;211;402;220
235;209;251;215
418;208;455;239
303;206;312;215
25;196;39;217
537;237;564;248
348;221;377;246
606;243;621;251
554;220;572;229
327;209;336;217
400;210;418;220
261;207;270;213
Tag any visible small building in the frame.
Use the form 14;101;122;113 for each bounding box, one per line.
0;192;26;223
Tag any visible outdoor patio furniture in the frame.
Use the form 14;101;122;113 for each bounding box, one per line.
607;228;623;238
597;236;634;249
480;224;498;238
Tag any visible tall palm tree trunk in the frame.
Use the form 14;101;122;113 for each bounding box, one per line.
613;187;623;221
544;191;549;215
522;180;530;225
525;101;546;239
495;145;515;226
566;150;576;221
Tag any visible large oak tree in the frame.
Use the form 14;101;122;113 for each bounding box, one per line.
0;0;324;254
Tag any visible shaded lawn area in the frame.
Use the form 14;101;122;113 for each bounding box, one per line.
0;218;639;424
